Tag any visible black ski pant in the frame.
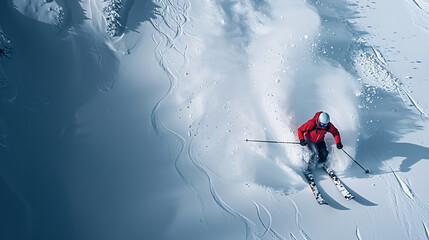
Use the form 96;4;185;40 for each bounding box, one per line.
315;141;329;163
308;141;329;164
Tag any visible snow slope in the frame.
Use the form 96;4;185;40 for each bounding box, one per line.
1;0;429;239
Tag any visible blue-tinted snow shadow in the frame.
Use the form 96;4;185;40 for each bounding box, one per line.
56;0;88;34
0;175;32;240
356;89;429;176
120;0;159;35
0;1;180;240
341;181;377;206
0;2;89;238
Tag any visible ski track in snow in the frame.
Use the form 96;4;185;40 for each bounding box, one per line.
390;168;414;200
148;0;219;230
412;0;425;11
253;202;272;238
149;0;191;134
149;0;190;172
408;0;429;33
370;47;386;65
149;2;272;239
147;1;306;239
253;201;289;240
412;0;429;15
423;221;429;240
355;225;362;240
288;198;312;240
188;139;261;240
381;164;429;239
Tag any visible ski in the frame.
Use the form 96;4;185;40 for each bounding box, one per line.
322;165;354;200
304;169;328;205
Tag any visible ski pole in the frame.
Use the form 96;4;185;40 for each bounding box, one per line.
342;149;370;174
245;139;300;144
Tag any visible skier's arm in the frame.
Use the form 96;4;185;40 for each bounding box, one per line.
297;125;305;141
298;120;314;140
328;123;341;143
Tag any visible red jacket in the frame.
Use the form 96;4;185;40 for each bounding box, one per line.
298;112;341;144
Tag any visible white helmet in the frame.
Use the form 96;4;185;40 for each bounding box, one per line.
318;112;330;127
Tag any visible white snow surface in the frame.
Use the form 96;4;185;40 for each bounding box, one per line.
12;0;64;26
1;0;429;239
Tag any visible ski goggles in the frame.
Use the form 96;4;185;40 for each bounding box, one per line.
319;122;328;128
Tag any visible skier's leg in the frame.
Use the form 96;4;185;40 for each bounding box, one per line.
307;141;317;168
316;141;328;164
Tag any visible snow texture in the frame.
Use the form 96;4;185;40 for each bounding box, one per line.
1;0;429;239
12;0;64;26
356;224;363;240
0;27;14;90
102;0;123;37
0;28;14;61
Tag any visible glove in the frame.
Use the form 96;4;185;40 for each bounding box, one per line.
300;139;307;146
337;142;343;149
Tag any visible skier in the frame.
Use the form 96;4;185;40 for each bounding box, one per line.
298;111;343;166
